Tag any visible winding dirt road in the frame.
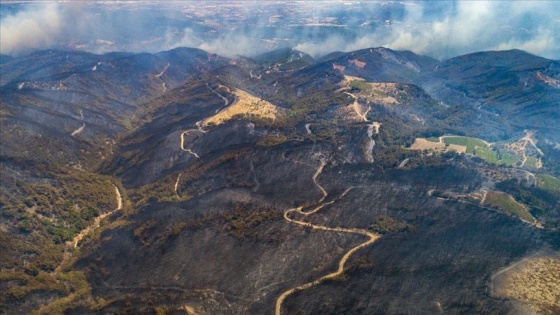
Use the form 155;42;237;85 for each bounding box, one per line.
174;173;182;196
344;92;369;122
344;92;381;162
517;131;544;168
275;161;380;315
71;110;85;136
71;185;123;248
154;62;170;92
179;84;230;158
53;185;123;275
180;120;206;159
206;83;229;107
522;131;544;156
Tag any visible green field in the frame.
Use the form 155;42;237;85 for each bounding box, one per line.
474;147;498;164
536;174;560;192
443;136;488;153
350;80;372;91
498;152;522;166
413;135;526;167
442;136;525;166
524;156;540;168
484;191;536;223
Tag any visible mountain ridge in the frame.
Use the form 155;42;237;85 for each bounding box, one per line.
1;46;559;314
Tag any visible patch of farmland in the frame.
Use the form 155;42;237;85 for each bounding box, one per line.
474;147;499;164
524;157;540;169
536;174;560;192
410;138;445;151
442;136;489;153
483;191;537;224
445;144;467;153
498;152;522;166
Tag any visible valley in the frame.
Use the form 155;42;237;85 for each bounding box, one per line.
1;46;559;315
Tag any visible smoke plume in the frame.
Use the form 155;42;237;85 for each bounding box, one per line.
1;1;559;60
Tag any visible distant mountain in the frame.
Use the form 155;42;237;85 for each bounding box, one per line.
252;48;314;70
420;49;560;135
319;47;438;83
0;54;13;64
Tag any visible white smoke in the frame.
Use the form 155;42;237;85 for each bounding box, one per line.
0;3;63;55
386;1;559;58
294;1;560;59
1;1;559;60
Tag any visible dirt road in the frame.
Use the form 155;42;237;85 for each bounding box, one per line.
52;185;123;275
154;62;170;92
71;110;85;136
71;185;122;248
174;173;182;196
275;162;380;315
180;120;207;159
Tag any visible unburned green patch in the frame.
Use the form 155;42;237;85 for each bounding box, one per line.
498;152;521;166
443;136;488;153
537;174;560;192
474;147;499;164
350;80;372;91
368;215;414;234
483;191;536;224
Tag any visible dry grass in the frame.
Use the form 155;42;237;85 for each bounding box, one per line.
410;138;445;151
339;77;399;106
202;88;280;127
343;75;365;82
492;253;560;314
445;144;467;153
369;83;399;105
349;59;366;68
537;71;560;88
332;63;346;72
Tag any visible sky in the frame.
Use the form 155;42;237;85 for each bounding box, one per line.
1;1;559;60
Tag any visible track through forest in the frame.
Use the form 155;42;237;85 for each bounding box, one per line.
53;186;123;274
179;84;230;158
71;186;122;248
275;161;380;315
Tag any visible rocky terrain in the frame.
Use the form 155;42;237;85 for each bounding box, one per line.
1;47;559;314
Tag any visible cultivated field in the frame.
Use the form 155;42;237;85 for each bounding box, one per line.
341;76;400;106
483;191;536;224
410;138;446;151
410;135;525;166
442;136;489;153
536;174;560;192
